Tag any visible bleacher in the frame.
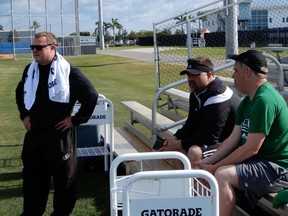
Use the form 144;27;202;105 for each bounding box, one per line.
110;57;288;216
117;95;288;216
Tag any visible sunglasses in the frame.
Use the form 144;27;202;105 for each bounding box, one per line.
30;44;52;51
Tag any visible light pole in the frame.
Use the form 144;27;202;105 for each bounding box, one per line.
98;0;105;50
75;0;81;55
224;0;238;57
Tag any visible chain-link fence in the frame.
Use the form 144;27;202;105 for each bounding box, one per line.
153;0;288;92
0;0;80;60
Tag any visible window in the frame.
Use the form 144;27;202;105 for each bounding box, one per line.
247;10;268;30
269;17;272;23
286;17;288;22
283;17;285;22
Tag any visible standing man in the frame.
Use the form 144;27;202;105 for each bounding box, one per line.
160;57;241;169
16;32;98;216
199;50;288;216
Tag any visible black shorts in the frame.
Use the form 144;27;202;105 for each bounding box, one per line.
236;158;288;207
199;143;220;158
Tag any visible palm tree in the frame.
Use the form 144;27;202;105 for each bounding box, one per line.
0;25;3;42
94;21;113;44
174;15;186;33
31;21;41;33
7;30;20;42
104;22;113;32
93;22;99;36
95;21;114;34
111;18;123;45
174;14;195;34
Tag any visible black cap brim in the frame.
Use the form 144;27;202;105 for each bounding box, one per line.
228;54;240;61
180;69;202;75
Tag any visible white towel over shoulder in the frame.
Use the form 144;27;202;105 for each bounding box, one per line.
24;52;70;110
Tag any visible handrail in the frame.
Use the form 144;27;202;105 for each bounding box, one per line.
157;118;187;132
263;53;284;92
151;57;285;144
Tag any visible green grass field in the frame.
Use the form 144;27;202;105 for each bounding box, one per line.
0;53;156;215
160;46;288;60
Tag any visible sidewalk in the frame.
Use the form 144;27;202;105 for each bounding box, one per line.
97;48;154;62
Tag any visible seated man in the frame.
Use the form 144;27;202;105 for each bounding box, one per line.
199;50;288;216
159;57;241;169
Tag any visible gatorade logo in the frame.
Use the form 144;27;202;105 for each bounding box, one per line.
90;115;106;119
48;78;57;88
141;208;202;216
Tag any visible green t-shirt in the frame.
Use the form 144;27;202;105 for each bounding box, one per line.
236;82;288;170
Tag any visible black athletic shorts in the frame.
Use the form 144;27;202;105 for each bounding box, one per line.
199;143;220;158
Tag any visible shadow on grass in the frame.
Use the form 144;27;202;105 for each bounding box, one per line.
0;171;22;181
0;184;22;199
76;157;111;215
76;156;126;216
76;60;138;68
0;156;123;215
0;171;22;201
0;144;23;148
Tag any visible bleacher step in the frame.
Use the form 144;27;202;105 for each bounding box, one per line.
114;127;173;173
164;88;189;102
115;127;150;154
121;101;182;138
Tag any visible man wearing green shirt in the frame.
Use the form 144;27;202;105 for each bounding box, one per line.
199;50;288;216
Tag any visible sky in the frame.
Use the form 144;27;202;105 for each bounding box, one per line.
0;0;220;36
1;0;282;36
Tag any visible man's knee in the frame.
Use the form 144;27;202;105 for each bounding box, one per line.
214;166;227;180
214;165;239;187
187;146;202;159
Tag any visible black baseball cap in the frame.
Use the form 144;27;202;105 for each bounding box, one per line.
229;50;268;74
180;63;213;75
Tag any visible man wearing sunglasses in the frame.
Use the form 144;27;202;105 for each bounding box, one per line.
159;57;241;169
16;32;98;216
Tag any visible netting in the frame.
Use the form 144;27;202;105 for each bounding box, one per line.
0;0;80;60
153;0;288;92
